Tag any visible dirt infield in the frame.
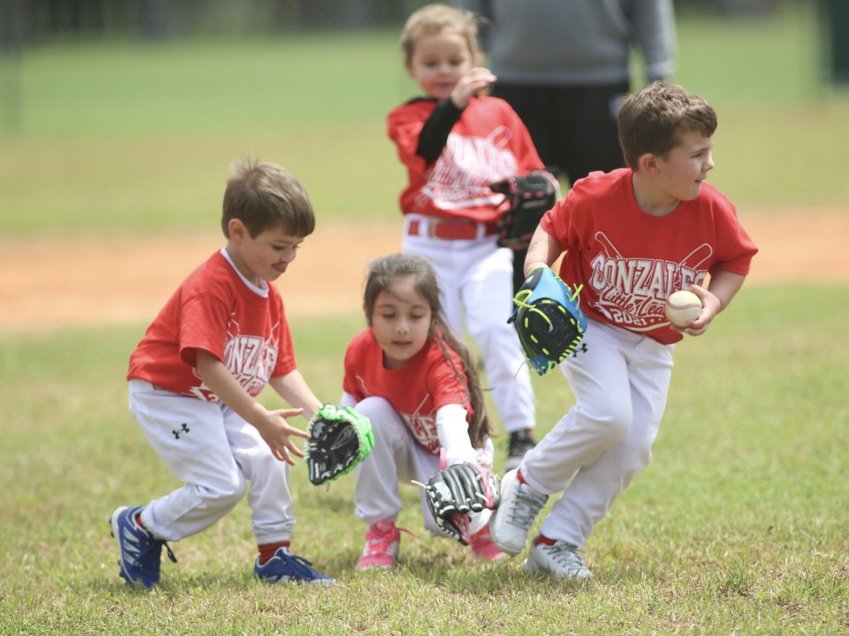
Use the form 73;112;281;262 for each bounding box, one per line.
2;209;847;331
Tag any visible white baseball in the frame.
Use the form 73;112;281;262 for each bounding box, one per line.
665;290;702;328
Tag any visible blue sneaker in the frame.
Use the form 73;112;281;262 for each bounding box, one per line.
109;505;176;589
254;547;335;585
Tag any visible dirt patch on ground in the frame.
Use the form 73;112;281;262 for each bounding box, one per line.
2;210;847;332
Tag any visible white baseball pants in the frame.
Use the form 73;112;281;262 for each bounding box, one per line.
128;379;295;544
353;396;492;536
520;319;674;548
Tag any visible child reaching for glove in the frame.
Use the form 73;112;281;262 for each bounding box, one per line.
110;159;335;588
340;252;504;569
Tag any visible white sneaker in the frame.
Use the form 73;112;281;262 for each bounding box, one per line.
488;469;548;556
523;539;593;580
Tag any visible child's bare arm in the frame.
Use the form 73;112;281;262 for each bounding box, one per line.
268;370;323;421
523;225;562;276
195;350;309;464
685;270;747;336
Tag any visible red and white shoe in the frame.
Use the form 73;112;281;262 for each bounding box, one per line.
356;520;401;570
468;526;506;561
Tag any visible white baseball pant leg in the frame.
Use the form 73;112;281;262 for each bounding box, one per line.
519;320;674;548
403;226;535;435
128;380;295;545
352;396;492;536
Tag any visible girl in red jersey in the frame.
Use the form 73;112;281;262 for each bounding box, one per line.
341;253;504;569
388;4;557;472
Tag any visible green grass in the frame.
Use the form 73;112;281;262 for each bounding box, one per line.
2;3;848;632
11;32;410;138
0;31;412;235
1;4;848;239
673;5;849;207
2;284;848;633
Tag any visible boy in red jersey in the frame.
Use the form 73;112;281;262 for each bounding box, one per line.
341;253;504;569
490;81;758;580
110;159;334;588
388;4;558;472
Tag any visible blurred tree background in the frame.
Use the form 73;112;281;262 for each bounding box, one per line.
0;0;832;39
1;1;845;83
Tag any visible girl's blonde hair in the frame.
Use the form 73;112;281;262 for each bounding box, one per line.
363;253;492;449
399;3;485;67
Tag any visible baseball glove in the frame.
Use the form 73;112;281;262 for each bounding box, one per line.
422;462;500;545
509;266;588;376
305;404;374;486
490;171;558;250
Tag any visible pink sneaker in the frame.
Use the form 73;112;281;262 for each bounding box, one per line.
469;526;506;561
356;520;401;570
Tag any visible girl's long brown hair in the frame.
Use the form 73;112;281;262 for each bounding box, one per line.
363;253;492;449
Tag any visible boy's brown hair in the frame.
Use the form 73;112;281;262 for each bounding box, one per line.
617;81;718;170
221;159;315;238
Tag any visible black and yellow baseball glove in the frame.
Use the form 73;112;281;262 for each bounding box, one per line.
510;266;587;376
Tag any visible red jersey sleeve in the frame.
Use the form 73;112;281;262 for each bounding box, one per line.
272;299;297;378
387;100;431;177
177;291;230;367
702;187;758;277
342;331;373;401
424;343;473;414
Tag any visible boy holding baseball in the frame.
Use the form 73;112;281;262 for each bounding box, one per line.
110;159;334;588
490;81;758;579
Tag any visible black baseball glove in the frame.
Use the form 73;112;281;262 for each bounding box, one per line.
422;463;500;545
490;171;558;250
305;404;374;486
510;266;588;376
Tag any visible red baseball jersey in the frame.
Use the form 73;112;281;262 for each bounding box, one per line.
387;96;545;223
343;329;473;454
128;249;297;400
541;169;758;344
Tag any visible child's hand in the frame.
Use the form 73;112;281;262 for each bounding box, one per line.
678;284;721;336
450;67;496;109
255;407;310;465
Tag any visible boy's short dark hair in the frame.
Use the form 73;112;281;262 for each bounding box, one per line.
221;159;316;238
617;81;718;170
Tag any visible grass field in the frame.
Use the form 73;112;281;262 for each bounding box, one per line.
2;3;849;633
2;286;848;633
1;2;848;238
